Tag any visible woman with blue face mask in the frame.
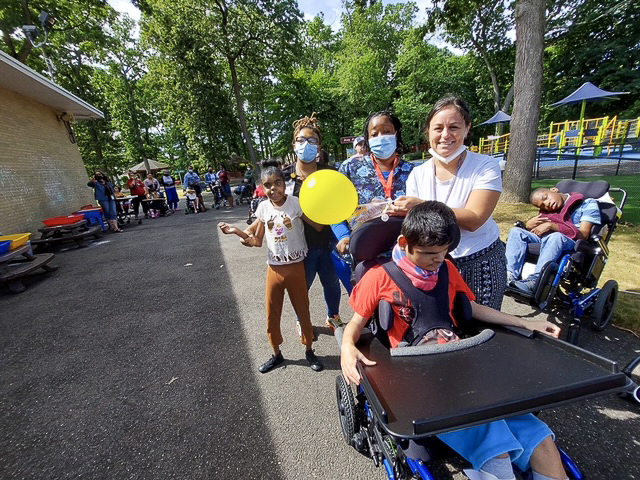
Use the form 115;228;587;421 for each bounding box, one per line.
332;111;415;257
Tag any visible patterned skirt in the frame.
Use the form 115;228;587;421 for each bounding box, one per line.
453;238;507;310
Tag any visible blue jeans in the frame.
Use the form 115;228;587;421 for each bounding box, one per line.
99;198;117;220
505;228;576;278
304;246;341;317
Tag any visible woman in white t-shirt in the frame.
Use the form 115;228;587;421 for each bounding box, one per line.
392;96;506;309
218;165;324;374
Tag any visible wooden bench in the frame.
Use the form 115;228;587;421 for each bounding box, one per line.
0;245;58;293
31;220;102;251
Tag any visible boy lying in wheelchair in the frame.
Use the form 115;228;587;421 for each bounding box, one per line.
341;202;568;480
506;186;600;294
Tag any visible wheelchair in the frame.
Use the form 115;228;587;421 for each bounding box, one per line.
334;217;638;480
504;180;628;345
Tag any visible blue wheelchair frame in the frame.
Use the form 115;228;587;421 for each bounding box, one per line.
507;185;627;345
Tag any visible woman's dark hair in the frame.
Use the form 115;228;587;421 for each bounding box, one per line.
293;112;322;146
401;201;459;249
362;111;404;154
95;171;110;183
260;159;285;183
425;96;473;146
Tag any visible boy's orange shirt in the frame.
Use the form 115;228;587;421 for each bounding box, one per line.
350;259;476;348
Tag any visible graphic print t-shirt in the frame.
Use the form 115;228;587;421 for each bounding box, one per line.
256;195;308;265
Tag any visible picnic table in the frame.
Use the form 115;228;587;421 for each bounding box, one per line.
31;219;102;251
0;244;57;293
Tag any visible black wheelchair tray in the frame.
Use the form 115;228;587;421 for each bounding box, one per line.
356;328;629;439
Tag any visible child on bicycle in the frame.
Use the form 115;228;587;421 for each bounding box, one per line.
341;201;568;480
218;164;324;374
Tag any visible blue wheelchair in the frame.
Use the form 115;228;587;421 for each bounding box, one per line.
505;180;627;345
334;217;638;480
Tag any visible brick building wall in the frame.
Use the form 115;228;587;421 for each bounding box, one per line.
0;88;94;236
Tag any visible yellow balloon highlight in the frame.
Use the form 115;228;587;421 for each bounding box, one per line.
299;170;358;224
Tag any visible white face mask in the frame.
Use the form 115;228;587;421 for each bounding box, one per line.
429;145;467;164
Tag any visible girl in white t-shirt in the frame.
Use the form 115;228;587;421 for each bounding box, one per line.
218;165;324;374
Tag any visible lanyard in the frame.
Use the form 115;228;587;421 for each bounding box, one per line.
372;154;399;200
432;153;465;205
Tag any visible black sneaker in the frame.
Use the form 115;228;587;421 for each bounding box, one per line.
305;350;323;372
258;353;284;373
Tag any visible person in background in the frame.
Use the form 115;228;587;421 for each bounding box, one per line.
184;166;206;212
205;167;218;190
144;173;167;218
218;165;234;209
127;171;149;221
244;166;255;189
391;96;506;310
332;111;415;254
88;171;122;232
160;169;179;212
350;136;368;159
114;186;130;217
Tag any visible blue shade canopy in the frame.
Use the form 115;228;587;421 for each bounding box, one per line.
478;110;511;126
551;82;629;106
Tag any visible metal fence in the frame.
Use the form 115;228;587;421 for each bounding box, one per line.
500;142;640;180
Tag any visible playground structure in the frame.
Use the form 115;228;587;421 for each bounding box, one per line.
477;115;640;156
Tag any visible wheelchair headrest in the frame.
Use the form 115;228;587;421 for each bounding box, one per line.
350;217;403;263
349;216;461;263
556;180;609;199
555;179;619;235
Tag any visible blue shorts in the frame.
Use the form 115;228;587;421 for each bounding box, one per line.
437;414;554;470
223;184;232;196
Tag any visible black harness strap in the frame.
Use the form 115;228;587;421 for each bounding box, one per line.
380;259;454;346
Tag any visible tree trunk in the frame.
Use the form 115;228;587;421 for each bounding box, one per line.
502;0;545;203
227;56;258;174
122;73;149;172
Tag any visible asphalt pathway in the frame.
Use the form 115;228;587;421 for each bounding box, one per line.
1;195;639;479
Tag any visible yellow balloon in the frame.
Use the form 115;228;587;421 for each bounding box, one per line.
299;170;358;224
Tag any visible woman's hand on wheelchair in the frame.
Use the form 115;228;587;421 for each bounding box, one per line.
341;343;376;385
523;319;562;338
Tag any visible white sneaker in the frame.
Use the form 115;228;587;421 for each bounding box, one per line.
507;271;517;286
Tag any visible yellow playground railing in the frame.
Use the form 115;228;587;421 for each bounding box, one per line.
477;116;639;155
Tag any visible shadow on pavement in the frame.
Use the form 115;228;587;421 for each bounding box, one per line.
0;206;284;479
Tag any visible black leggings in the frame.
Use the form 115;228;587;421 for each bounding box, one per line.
131;195;149;215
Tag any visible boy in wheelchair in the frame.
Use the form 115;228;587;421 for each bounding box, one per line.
340;201;568;480
506;187;600;294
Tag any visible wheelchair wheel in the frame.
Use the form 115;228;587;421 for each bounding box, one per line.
591;280;618;331
534;262;558;306
336;375;357;445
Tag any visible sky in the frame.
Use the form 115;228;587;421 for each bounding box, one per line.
107;0;434;32
106;0;460;53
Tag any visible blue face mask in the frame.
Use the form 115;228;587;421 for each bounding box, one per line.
296;142;318;163
368;134;397;160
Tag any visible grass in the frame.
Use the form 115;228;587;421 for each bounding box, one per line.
531;174;640;225
494;201;640;334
